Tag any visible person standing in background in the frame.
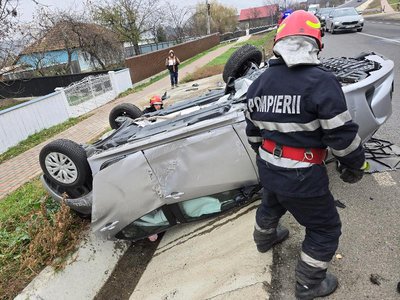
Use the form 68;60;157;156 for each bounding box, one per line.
166;49;181;89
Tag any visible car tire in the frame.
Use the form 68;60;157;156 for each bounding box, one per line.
222;44;262;83
109;103;143;129
39;139;92;188
331;26;335;34
354;51;374;60
357;28;363;32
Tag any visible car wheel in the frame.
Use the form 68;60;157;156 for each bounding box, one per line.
331;26;335;34
109;103;143;129
222;44;262;83
357;28;363;32
39;139;92;188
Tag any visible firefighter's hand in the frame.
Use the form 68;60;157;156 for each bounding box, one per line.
340;168;364;183
339;161;369;184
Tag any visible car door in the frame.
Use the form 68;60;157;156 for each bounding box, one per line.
91;150;174;240
143;123;259;205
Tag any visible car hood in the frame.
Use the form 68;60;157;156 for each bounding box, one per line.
333;15;362;22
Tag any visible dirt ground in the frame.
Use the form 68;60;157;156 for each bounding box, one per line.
94;237;162;300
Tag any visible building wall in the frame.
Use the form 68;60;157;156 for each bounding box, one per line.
18;50;80;69
239;16;276;30
125;34;220;84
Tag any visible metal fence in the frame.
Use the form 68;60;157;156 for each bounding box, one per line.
64;74;113;106
63;73;115;117
125;41;176;57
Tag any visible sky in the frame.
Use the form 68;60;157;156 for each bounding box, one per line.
18;0;268;22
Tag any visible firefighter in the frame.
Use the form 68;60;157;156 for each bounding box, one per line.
143;95;163;114
245;10;367;299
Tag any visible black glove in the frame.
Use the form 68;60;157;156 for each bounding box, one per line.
340;167;364;184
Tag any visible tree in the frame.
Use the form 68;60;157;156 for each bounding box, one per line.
67;19;124;70
155;26;167;43
189;0;237;36
164;1;192;43
0;0;19;74
19;9;123;76
209;1;237;33
90;0;161;55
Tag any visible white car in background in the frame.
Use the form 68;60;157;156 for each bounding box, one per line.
326;7;364;33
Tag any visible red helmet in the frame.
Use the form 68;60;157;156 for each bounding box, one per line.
275;10;323;50
149;95;162;106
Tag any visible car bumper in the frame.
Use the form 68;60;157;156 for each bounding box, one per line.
40;175;93;215
341;54;394;143
333;24;363;31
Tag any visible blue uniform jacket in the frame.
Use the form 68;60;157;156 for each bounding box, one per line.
245;58;365;197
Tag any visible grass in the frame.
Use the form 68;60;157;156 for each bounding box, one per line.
0;115;89;164
181;65;225;83
367;0;382;10
118;71;169;97
0;178;89;299
387;0;400;10
181;31;276;83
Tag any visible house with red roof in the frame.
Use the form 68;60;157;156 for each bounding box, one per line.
238;5;279;29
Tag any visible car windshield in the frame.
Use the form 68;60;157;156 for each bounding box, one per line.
333;8;358;17
318;8;333;15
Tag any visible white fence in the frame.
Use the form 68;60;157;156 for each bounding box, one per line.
0;69;132;154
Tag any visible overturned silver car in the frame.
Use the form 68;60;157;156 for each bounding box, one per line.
39;45;394;241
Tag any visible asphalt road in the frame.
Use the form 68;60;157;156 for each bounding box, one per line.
271;21;400;299
339;0;366;8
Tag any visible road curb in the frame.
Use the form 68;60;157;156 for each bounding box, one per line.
15;233;129;300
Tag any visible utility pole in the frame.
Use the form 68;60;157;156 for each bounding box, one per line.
206;0;211;35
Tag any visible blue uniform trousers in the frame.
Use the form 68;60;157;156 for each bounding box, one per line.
256;189;342;262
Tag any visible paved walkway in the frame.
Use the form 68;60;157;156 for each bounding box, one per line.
0;39;248;200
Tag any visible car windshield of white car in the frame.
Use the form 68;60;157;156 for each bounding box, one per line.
334;8;358;17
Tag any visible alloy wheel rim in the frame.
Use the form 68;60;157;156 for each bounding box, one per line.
45;152;78;184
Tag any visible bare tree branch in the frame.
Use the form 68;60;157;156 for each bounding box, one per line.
89;0;161;55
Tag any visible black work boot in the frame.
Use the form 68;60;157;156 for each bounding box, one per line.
295;258;338;300
253;224;289;253
295;273;338;300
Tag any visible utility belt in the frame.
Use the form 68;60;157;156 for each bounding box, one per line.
262;139;327;165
